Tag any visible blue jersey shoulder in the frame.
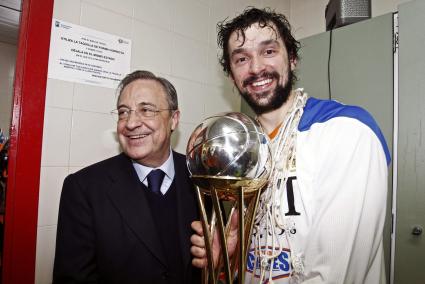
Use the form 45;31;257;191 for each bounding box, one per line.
299;97;391;165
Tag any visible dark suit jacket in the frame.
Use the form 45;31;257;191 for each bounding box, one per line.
53;151;201;284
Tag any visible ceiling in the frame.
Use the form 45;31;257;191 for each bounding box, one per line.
0;0;21;45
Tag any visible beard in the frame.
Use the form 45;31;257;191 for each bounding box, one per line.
238;70;293;115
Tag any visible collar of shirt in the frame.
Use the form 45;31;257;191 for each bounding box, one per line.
132;150;175;195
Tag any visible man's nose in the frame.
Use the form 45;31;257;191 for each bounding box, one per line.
125;110;143;129
249;56;265;74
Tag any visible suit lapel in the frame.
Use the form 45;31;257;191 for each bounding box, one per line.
105;154;167;267
173;152;199;274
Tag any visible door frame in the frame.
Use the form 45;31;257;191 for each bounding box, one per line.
2;0;53;283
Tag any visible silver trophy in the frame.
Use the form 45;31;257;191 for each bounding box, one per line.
186;112;271;284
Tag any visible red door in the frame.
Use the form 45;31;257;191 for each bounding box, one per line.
2;0;53;283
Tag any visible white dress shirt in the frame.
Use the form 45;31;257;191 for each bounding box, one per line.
132;150;175;195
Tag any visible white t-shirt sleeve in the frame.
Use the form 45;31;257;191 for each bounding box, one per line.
300;117;388;283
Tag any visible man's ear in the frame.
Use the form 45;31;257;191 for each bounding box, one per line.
170;110;180;132
290;57;297;71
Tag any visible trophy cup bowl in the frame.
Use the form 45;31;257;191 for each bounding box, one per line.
186;112;271;284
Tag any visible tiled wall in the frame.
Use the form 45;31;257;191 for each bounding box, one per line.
35;0;290;283
0;41;17;137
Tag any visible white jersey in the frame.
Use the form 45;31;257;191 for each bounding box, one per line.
245;95;390;284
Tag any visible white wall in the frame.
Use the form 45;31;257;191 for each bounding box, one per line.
0;41;17;137
35;0;290;283
290;0;412;39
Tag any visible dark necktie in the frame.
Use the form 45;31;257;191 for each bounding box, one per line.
147;169;165;195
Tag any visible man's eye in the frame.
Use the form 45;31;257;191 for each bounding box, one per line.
118;109;129;116
235;57;247;64
140;107;154;113
139;107;157;116
265;49;275;55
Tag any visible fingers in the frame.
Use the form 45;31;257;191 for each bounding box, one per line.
190;218;237;268
190;220;207;258
190;242;206;256
225;210;239;257
190;233;205;249
190;244;208;268
191;221;204;236
191;220;208;268
192;256;208;268
229;209;239;235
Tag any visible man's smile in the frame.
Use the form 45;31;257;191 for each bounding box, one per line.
127;133;150;140
251;78;272;87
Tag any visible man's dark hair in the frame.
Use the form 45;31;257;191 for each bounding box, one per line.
217;7;300;78
117;70;178;110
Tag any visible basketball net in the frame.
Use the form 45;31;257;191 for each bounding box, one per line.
252;89;308;283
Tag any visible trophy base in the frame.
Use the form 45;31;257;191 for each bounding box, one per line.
192;176;268;284
191;175;267;200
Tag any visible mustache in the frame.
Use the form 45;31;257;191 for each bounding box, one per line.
242;71;280;88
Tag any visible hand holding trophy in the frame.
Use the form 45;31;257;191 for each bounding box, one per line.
186;112;271;284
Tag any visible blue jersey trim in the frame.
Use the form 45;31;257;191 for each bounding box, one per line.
299;97;391;165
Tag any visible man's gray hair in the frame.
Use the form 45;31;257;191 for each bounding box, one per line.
117;70;178;110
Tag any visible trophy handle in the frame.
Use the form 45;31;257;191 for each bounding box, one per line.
228;188;262;284
240;188;262;284
194;183;264;284
211;186;232;283
195;185;233;284
195;186;216;284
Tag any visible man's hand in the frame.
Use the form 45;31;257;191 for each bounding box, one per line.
190;210;239;268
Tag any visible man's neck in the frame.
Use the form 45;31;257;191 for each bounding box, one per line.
257;90;296;134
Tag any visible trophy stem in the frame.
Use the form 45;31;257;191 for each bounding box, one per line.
195;186;216;284
238;188;245;284
228;207;238;279
236;187;262;284
193;178;267;284
247;189;261;249
211;187;232;284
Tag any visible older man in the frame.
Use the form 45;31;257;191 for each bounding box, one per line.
54;70;200;284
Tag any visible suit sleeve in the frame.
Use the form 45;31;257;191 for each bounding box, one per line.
53;174;99;284
301;118;388;283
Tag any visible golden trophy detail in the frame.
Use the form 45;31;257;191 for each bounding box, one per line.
186;112;271;284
